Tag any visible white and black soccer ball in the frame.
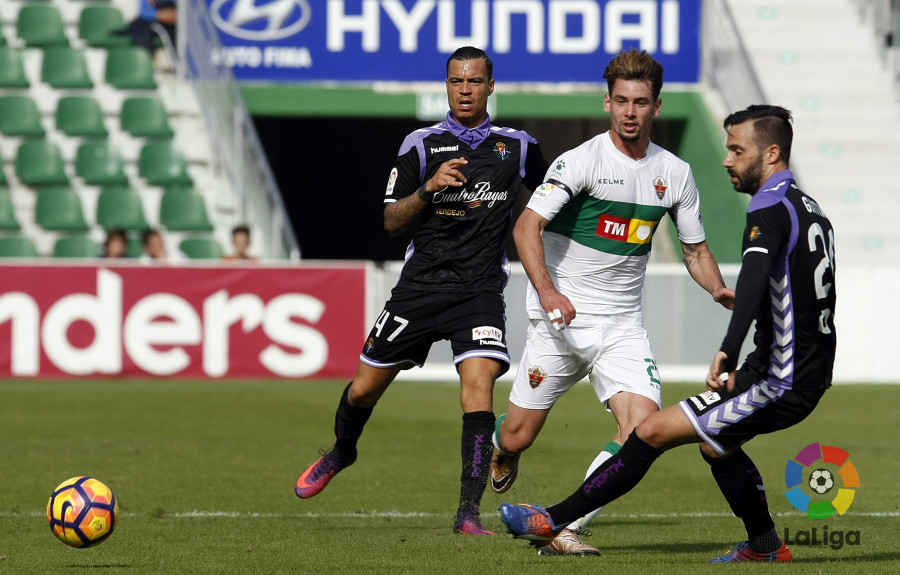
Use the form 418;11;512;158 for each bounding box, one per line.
809;468;834;494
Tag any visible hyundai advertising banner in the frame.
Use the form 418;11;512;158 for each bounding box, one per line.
0;265;368;379
209;0;701;83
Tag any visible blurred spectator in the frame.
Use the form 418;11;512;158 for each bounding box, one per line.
223;224;257;262
102;228;129;259
140;228;186;263
127;0;177;55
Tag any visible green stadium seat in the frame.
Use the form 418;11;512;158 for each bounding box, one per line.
120;97;174;138
0;188;21;230
53;235;100;258
56;96;108;138
0;235;38;258
16;140;69;187
179;237;224;259
138;141;193;186
126;234;144;258
0;163;7;186
0;95;45;137
96;187;149;231
35;186;89;231
105;47;157;90
0;47;30;88
41;47;94;89
75;141;128;185
78;5;132;48
160;188;213;231
0;23;6;47
16;5;69;48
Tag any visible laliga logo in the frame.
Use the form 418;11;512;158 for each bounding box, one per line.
211;0;311;41
784;442;860;519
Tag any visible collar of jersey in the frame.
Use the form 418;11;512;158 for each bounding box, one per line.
443;112;491;149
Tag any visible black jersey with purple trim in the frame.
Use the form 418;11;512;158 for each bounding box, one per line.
720;170;836;391
384;113;548;292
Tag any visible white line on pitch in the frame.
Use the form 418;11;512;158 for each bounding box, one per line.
14;510;900;519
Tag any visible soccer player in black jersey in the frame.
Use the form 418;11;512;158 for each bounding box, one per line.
295;47;549;536
499;104;837;563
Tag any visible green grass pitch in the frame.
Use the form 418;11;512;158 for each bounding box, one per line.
0;379;897;574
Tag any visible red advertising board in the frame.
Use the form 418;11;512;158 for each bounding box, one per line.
0;263;368;379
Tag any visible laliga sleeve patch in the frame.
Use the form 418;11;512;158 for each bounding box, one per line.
385;168;398;195
532;183;556;201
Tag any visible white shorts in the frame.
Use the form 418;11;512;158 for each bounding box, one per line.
510;317;662;411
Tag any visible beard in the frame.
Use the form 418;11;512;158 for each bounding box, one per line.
731;156;764;194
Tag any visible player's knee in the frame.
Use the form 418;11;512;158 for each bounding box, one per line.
347;384;381;408
699;442;719;460
499;426;536;454
634;418;667;447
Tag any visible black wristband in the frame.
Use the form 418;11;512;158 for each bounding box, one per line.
416;184;434;202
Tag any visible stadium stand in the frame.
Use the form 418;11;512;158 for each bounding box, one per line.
715;0;900;263
0;0;297;260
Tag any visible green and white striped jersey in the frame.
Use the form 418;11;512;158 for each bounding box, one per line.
525;131;706;320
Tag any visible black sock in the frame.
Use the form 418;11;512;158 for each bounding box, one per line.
702;448;778;552
332;382;372;463
548;430;662;525
456;411;495;518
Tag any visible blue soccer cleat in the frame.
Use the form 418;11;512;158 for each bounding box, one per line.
710;540;793;563
499;503;558;541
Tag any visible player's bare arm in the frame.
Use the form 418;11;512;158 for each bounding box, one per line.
680;240;735;310
384;157;468;236
513;208;576;325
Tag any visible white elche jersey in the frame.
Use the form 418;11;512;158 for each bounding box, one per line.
525;131;706;321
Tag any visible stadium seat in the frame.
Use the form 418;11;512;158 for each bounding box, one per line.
78;6;132;48
179;237;224;259
56;96;108;138
0;162;7;186
41;47;94;89
160;188;213;231
15;140;69;187
0;95;46;137
75;141;129;185
35;186;89;231
126;234;144;258
0;235;38;258
138;142;193;186
0;47;30;88
0;188;21;230
16;5;69;48
96;187;149;231
53;235;100;258
120;97;174;138
105;47;157;90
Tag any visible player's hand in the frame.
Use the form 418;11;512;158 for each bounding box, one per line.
712;286;736;310
706;351;734;392
426;157;468;193
540;290;575;330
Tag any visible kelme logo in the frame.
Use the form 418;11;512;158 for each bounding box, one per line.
784;442;860;519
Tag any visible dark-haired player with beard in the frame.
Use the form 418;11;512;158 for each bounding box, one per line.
499;104;837;563
295;46;549;536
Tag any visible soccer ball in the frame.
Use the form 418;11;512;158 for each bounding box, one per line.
47;476;118;548
809;468;834;495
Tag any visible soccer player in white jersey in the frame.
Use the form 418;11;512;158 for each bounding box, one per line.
490;49;735;554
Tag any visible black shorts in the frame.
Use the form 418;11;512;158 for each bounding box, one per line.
678;369;826;455
359;287;510;375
